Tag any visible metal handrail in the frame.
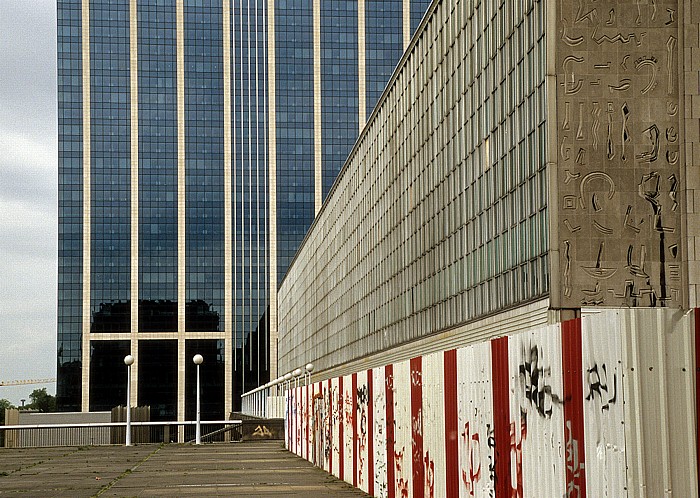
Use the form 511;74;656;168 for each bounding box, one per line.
1;420;240;430
0;420;243;448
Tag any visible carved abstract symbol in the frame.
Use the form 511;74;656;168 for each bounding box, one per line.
561;135;571;161
621;54;630;71
638;171;675;233
564;219;581;232
635;56;658;95
563;102;571;130
667;102;678;115
668;174;678;211
666;150;678;165
624;205;642;234
561;18;584;46
666;8;675;25
591;102;601;151
582;242;617;280
579;171;615;210
576;103;585;140
667;36;677;95
626;244;648;279
606;103;615;160
594;32;646;46
608;79;631;93
621;103;631;161
564;240;572;298
636;124;660;162
564;170;580;185
581;280;603;306
563;55;585;95
606;9;615;25
651;0;657;21
666;127;678;143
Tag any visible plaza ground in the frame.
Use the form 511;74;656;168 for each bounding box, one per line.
0;440;368;497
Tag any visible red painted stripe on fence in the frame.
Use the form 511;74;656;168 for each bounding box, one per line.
352;372;358;487
368;369;374;497
339;375;344;481
562;318;587;498
444;349;459;497
328;379;333;473
695;308;700;497
491;336;511;498
410;356;424;498
306;384;310;460
386;364;395;498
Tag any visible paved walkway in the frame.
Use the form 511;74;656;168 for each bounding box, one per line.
0;441;369;497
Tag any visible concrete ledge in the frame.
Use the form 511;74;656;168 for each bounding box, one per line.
238;417;285;441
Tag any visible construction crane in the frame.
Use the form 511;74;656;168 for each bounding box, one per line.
0;378;56;387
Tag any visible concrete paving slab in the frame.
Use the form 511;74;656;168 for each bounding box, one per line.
0;441;368;497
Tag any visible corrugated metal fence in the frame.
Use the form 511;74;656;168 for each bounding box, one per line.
285;308;699;497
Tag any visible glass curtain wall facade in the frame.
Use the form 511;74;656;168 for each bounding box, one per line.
57;0;432;416
279;0;695;375
278;0;549;373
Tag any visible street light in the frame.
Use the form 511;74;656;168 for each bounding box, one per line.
293;368;303;389
304;363;314;385
193;354;204;445
124;354;134;446
284;372;293;391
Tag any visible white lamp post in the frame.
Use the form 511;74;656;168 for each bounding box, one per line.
193;354;204;444
293;368;303;389
123;354;134;446
304;363;314;385
284;372;293;391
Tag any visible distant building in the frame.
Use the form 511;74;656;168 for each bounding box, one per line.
56;0;431;419
278;0;700;376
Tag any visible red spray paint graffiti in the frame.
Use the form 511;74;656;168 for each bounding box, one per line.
461;422;482;495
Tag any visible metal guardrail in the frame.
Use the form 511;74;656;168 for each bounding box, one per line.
0;420;242;448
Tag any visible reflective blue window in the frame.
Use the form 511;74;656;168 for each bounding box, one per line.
90;0;131;333
185;0;224;332
366;1;402;120
231;0;270;396
57;0;84;411
276;0;314;286
320;0;358;201
138;0;178;332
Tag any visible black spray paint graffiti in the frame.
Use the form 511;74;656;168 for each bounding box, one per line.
519;344;562;418
585;363;618;412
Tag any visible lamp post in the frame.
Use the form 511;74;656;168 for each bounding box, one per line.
304;363;314;385
124;354;134;446
193;354;204;445
284;372;293;392
293;368;303;389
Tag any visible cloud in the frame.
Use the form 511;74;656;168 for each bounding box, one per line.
0;0;58;405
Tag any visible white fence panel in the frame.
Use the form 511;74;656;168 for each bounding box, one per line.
457;341;494;498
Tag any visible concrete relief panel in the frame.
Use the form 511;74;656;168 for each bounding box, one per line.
557;0;684;308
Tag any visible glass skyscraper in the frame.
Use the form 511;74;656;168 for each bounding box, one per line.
57;0;431;418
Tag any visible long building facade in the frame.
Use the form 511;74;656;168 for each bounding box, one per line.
277;0;700;378
56;0;432;418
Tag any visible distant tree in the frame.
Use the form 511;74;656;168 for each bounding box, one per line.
0;398;15;430
27;388;56;413
0;399;14;445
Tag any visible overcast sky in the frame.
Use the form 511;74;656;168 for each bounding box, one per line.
0;0;58;405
